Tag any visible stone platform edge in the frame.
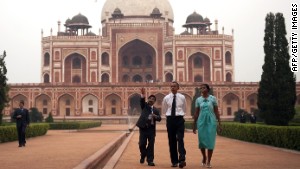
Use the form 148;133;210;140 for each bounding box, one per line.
73;132;128;169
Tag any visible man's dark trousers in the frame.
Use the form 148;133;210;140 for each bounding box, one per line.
17;123;27;146
166;116;186;164
139;126;155;163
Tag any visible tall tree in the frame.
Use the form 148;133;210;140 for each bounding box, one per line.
272;13;296;125
0;51;9;125
258;13;297;125
258;13;276;123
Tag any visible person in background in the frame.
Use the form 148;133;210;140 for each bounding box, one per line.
193;84;221;168
240;112;246;123
136;87;161;166
13;100;30;147
250;112;257;123
162;81;187;168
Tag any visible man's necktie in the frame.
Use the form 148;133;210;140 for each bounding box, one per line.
151;107;154;125
171;94;176;116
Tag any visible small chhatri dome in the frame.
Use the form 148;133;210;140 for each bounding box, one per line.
86;31;96;36
151;7;161;15
101;0;174;22
71;13;89;25
150;7;162;17
204;17;210;23
182;11;211;35
113;8;122;15
65;18;71;26
180;30;192;35
112;7;124;18
186;11;203;23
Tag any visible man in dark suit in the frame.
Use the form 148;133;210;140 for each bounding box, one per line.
240;112;246;123
250;112;257;123
13;101;30;147
136;88;161;166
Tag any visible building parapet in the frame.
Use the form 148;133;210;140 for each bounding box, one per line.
174;34;233;40
6;81;271;88
8;81;300;88
107;23;163;28
42;36;100;41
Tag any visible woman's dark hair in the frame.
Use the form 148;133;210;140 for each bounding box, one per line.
148;95;156;101
202;84;210;92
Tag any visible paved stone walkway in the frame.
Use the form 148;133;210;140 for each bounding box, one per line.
0;124;128;169
114;124;300;169
0;124;299;169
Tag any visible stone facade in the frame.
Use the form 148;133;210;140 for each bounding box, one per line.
4;0;300;118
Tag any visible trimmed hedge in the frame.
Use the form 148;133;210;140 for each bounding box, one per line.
184;121;194;129
185;121;300;151
0;123;49;143
48;121;102;130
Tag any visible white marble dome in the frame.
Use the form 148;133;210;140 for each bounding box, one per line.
101;0;174;22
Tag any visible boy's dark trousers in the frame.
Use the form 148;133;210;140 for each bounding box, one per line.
17;123;27;146
139;126;155;163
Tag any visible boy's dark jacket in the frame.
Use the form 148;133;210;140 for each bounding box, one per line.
136;97;161;129
13;108;30;127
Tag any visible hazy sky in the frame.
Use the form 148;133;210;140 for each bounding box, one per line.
0;0;299;83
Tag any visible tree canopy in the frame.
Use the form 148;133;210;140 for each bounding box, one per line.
258;13;296;125
0;51;9;124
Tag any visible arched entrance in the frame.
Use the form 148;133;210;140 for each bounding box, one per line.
64;53;87;83
104;94;121;115
58;94;75;116
82;94;99;115
118;39;156;82
11;94;28;110
154;93;166;115
128;93;141;115
246;93;258;113
188;52;211;82
35;94;52;116
222;93;240;116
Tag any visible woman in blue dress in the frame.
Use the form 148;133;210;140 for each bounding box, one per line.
193;84;221;168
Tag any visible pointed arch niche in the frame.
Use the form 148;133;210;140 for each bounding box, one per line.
188;52;211;82
118;39;156;82
64;53;87;83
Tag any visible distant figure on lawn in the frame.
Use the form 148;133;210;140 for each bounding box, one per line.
13;101;30;147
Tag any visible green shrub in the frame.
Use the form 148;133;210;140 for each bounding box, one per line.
233;109;248;122
290;106;300;123
10;109;16;123
49;121;101;130
29;108;44;122
0;113;3;125
185;121;300;151
184;120;194;129
45;113;54;123
218;122;300;151
0;123;49;143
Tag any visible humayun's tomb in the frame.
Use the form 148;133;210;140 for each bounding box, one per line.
3;0;300;120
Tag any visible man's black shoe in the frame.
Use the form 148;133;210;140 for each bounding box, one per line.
148;162;155;166
140;157;145;164
22;143;26;147
18;145;22;147
171;163;178;167
179;161;186;168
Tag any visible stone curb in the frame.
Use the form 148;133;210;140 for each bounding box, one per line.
73;132;127;169
103;131;135;169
